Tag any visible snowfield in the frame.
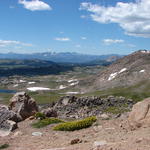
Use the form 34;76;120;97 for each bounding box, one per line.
27;87;50;92
68;79;78;83
59;85;66;89
140;70;145;73
19;80;26;83
13;84;18;87
140;50;150;54
70;81;79;86
66;92;79;95
108;68;127;81
108;72;118;81
28;82;36;84
119;68;127;73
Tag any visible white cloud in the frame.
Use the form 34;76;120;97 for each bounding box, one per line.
80;0;150;38
81;37;87;40
54;37;70;42
18;0;52;11
0;40;33;47
103;39;124;45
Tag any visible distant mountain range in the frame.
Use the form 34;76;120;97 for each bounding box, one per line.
0;59;74;77
0;52;123;63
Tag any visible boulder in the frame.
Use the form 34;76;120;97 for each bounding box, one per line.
41;108;57;118
128;97;150;129
9;92;38;120
1;120;17;131
0;104;20;124
0;105;18;136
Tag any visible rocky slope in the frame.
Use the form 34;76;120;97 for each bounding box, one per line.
1;92;150;150
1;98;150;150
48;96;134;119
90;50;150;90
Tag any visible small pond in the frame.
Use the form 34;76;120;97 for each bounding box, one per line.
0;89;16;94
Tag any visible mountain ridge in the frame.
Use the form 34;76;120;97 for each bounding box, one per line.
93;50;150;90
0;52;123;63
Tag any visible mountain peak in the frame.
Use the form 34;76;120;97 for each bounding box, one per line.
135;50;150;54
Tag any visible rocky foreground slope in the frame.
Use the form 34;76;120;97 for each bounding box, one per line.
87;50;150;91
0;92;150;150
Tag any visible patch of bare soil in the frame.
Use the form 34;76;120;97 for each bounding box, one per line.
0;117;150;150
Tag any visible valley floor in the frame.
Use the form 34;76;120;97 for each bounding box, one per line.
1;117;150;150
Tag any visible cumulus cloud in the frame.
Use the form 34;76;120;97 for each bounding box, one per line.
103;39;124;45
80;0;150;38
54;37;70;42
18;0;52;11
0;40;33;47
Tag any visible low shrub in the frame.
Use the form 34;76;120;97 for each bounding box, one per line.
32;118;64;128
35;112;46;120
0;144;9;149
53;116;97;131
104;106;129;114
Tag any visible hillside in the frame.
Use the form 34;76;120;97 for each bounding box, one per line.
0;59;74;77
77;50;150;101
92;50;150;90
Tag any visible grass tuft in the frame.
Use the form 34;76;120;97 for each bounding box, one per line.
35;112;46;120
32;118;64;128
0;144;9;149
53;116;97;131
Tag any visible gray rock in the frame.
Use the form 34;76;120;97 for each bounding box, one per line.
51;96;134;119
32;132;43;136
41;108;57;118
0;105;18;135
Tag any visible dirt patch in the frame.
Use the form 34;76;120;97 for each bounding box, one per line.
0;117;150;150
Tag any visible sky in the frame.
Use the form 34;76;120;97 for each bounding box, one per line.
0;0;150;55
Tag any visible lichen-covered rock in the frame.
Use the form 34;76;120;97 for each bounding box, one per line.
9;92;38;120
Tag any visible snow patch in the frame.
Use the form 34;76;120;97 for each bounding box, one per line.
20;80;26;83
68;79;78;83
13;84;18;87
140;50;150;54
119;68;127;73
70;81;79;86
66;92;79;95
28;82;36;84
59;85;66;89
108;72;118;81
27;87;50;92
140;70;145;73
108;68;127;81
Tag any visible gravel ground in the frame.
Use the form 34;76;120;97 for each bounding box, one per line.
0;118;150;150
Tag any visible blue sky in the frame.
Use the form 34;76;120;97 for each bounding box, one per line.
0;0;150;55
